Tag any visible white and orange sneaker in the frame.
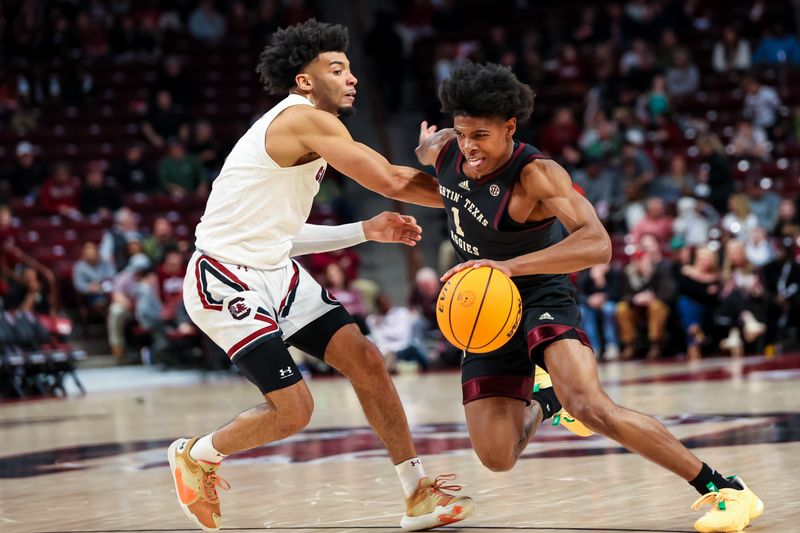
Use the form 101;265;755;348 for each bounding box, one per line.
168;437;230;531
400;474;475;531
533;366;594;437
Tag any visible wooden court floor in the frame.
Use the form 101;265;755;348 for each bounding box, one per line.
2;355;799;533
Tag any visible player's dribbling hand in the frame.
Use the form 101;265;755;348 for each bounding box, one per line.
441;259;513;282
363;211;422;247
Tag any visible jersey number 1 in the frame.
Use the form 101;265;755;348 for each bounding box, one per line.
451;207;465;236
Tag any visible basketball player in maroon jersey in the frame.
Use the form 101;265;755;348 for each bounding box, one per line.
415;61;763;533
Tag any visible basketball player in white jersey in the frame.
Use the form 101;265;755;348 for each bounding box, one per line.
167;19;473;532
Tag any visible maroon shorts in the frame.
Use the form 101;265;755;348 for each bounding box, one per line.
461;299;592;405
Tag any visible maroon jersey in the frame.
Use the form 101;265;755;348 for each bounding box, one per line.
435;138;573;297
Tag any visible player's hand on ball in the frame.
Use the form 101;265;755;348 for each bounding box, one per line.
441;259;513;282
363;211;422;247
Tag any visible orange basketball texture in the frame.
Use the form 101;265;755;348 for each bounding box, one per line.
436;266;522;353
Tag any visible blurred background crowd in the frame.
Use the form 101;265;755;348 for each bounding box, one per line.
2;0;800;393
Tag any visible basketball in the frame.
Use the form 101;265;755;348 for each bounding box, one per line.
436;266;522;353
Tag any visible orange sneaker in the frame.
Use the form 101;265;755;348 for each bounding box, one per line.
400;474;475;531
167;437;230;531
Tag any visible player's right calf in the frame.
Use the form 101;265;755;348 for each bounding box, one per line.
168;437;230;531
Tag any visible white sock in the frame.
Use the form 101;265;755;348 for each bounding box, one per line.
189;433;227;464
395;457;426;498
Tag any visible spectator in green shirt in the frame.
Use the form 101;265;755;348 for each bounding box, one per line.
159;139;207;198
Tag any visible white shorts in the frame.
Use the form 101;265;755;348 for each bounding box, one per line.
183;250;342;360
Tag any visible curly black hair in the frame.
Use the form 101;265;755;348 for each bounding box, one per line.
256;19;349;95
439;62;535;122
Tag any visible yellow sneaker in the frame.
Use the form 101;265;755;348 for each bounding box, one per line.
692;477;764;532
167;437;230;531
533;366;593;437
400;474;475;531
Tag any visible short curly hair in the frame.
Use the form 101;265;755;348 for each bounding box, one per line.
256;19;349;95
439;62;535;122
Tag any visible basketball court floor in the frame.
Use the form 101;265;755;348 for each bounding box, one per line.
2;355;799;533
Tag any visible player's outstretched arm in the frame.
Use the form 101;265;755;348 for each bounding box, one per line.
295;108;443;208
289;212;422;257
415;121;455;166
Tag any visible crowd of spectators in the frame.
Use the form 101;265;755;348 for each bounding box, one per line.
0;1;343;370
382;0;800;361
2;1;800;374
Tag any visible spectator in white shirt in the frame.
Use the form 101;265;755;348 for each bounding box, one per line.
712;26;752;72
743;76;782;133
745;225;776;267
729;119;770;159
721;193;760;242
366;293;429;371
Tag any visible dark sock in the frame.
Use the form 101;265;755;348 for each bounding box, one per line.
531;386;562;421
689;463;740;495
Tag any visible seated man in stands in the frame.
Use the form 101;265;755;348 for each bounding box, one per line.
577;262;623;360
99;207;143;273
142;217;177;264
0;205;58;313
133;266;167;364
408;267;455;367
616;234;676;359
39;162;82;220
156;249;186;321
111;142;158;193
715;239;768;357
367;292;429;372
159;139;207;198
141;90;189;149
308;246;360;282
630;197;674;245
322;263;367;333
6;266;51;315
107;251;151;362
78;162;122;219
762;237;800;351
2;141;49;198
72;241;115;311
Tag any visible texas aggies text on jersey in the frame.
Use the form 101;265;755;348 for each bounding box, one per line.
435;138;573;296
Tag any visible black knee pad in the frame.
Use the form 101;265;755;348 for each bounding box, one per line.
232;337;303;394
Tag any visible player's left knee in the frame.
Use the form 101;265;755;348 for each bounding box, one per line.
339;337;386;380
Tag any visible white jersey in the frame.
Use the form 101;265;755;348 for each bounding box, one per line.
195;94;327;270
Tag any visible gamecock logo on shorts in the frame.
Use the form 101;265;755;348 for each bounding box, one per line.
228;296;251;320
